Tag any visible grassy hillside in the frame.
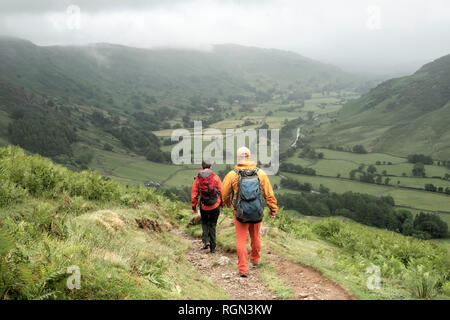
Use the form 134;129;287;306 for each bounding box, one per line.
0;37;371;173
1;146;449;300
0;146;228;299
311;54;450;159
0;37;365;111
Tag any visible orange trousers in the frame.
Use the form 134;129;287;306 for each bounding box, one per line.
233;215;262;274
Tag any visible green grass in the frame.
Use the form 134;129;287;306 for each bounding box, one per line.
285;153;450;188
90;149;182;186
258;259;294;299
0;146;230;299
316;148;406;164
386;176;450;189
280;172;450;213
1;146;448;300
310;73;450;160
374;163;450;178
163;169;198;187
308;159;359;178
208;209;449;300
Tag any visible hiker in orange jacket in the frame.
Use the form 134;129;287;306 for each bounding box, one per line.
222;147;278;277
191;160;223;253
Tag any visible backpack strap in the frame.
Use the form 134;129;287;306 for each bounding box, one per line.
232;170;242;210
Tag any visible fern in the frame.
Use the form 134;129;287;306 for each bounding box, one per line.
0;230;14;256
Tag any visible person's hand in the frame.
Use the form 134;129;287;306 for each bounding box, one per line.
270;212;276;219
192;208;198;215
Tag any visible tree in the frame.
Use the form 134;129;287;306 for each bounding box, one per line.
319;184;330;194
367;165;377;174
353;145;367;154
103;143;113;152
396;210;414;236
412;163;426;177
413;212;448;239
407;154;433;165
8;113;77;158
312;202;330;217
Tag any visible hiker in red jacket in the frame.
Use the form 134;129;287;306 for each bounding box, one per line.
191;160;223;253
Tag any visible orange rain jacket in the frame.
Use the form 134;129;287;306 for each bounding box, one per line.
222;160;278;216
191;169;223;211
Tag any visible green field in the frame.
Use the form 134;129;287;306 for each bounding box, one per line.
285;149;450;188
280;172;450;213
374;163;450;178
316;148;406;164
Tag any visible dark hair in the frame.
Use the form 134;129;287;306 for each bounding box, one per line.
202;160;211;169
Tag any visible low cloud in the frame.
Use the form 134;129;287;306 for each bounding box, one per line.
0;0;449;74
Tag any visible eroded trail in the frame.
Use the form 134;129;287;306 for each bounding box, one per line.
185;237;276;300
265;253;356;300
181;232;356;300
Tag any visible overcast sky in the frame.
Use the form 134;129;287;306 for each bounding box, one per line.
1;0;449;75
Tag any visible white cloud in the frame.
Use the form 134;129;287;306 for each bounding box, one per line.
0;0;449;74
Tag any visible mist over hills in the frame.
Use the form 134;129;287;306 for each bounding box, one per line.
1;36;449;161
0;36;376;166
0;37;371;109
312;54;450;159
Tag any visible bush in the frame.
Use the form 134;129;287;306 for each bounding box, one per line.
403;263;443;299
352;145;367;154
280;163;316;176
312;218;448;278
0;146;159;207
407;154;433;165
441;281;450;296
0;180;28;207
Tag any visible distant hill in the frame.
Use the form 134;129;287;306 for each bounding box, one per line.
0;37;370;167
0;37;366;111
312;54;450;159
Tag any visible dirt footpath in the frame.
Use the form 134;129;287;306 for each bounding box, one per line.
183;234;356;300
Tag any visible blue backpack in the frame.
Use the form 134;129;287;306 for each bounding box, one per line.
232;168;264;223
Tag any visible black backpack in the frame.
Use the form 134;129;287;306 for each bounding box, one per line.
232;168;264;223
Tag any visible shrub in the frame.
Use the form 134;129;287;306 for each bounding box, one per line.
311;218;448;278
441;281;450;296
0;180;28;207
403;263;443;299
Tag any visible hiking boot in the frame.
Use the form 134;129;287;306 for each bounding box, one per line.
251;262;259;268
210;248;216;253
239;273;248;278
202;243;210;250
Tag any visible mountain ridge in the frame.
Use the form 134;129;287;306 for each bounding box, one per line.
312;53;450;159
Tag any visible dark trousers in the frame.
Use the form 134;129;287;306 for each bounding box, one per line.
200;206;220;250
